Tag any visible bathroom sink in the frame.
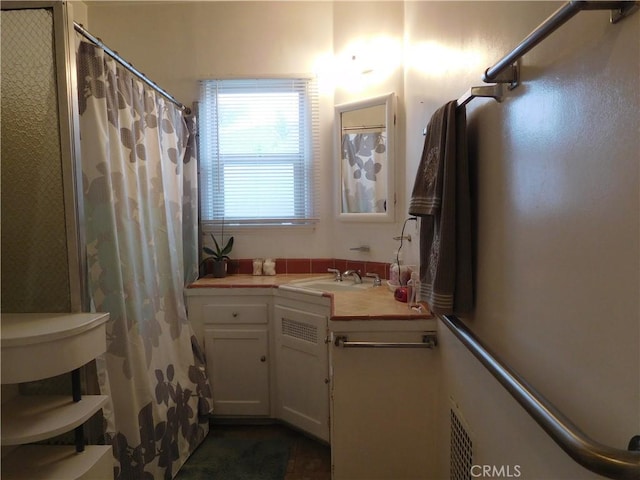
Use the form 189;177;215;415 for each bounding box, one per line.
291;278;371;292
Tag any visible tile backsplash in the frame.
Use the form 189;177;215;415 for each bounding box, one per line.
203;258;391;279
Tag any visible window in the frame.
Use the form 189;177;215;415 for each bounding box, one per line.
198;78;319;227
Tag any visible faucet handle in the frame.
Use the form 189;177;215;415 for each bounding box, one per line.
365;272;382;286
327;268;342;281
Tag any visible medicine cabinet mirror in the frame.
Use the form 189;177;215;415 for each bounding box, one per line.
335;92;396;222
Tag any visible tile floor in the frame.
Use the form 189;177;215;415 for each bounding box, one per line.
207;423;331;480
284;428;331;480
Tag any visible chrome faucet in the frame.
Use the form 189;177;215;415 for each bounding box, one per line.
343;269;362;284
327;268;342;282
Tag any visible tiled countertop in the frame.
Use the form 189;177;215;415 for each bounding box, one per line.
187;274;432;321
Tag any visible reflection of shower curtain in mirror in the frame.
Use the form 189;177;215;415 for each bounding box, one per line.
341;131;387;213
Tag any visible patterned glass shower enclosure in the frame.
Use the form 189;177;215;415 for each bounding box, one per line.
1;2;84;314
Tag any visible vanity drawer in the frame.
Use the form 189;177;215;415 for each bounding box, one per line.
203;303;268;324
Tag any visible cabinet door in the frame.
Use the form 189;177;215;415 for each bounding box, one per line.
330;331;437;479
274;305;329;442
204;327;270;416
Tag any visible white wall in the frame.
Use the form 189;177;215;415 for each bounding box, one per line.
82;0;408;263
404;1;639;478
331;2;410;262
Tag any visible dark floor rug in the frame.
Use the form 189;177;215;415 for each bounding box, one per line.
175;433;293;480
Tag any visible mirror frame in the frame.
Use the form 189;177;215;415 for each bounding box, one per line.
334;92;396;222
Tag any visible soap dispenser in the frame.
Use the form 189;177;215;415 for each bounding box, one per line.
390;250;402;286
407;271;420;309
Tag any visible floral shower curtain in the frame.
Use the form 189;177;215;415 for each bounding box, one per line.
341;131;387;213
77;40;211;479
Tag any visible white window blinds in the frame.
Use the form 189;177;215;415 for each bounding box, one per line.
199;78;319;226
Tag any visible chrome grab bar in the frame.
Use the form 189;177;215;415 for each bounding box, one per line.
482;1;638;85
334;333;437;349
440;314;640;480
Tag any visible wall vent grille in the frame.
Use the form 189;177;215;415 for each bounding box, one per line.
451;408;473;480
282;318;317;344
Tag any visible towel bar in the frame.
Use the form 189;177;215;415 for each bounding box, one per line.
422;84;506;135
457;84;505;108
334;333;437;349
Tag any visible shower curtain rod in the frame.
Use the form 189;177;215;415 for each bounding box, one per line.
74;22;190;114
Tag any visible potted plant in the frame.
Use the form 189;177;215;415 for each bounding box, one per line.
203;233;234;278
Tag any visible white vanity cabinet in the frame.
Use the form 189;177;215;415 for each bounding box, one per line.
185;285;332;442
1;312;112;480
273;290;331;442
329;318;439;480
186;290;273;417
185;281;436;461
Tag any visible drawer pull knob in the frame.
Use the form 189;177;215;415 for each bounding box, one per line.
232;312;239;318
260;356;267;362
